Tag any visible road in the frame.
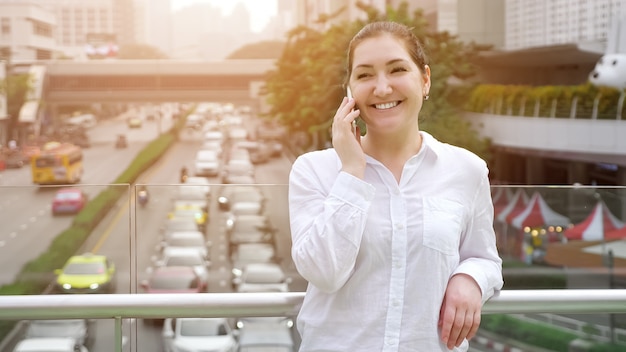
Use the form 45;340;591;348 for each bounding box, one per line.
0;114;172;286
88;122;300;351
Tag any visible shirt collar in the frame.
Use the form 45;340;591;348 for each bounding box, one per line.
419;131;442;159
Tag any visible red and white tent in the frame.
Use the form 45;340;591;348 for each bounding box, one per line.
496;189;528;224
605;226;626;240
563;201;625;241
510;192;570;229
492;187;514;217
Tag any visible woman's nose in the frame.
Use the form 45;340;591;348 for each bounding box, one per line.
373;74;392;97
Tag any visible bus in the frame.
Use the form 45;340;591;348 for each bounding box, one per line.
31;142;83;185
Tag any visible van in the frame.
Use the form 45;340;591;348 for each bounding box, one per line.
13;338;88;352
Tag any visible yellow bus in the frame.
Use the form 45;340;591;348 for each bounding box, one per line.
31;142;83;185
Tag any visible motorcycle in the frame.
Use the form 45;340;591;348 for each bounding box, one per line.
180;168;188;183
137;189;149;207
115;134;128;149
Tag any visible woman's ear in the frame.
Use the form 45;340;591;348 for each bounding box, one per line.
422;64;431;96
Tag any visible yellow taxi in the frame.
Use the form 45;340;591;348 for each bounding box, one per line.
168;201;209;230
127;116;143;128
54;253;116;294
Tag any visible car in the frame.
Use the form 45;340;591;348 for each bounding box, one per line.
232;141;272;164
226;188;267;216
228;215;276;255
162;318;239;352
13;337;88;352
51;188;89;216
141;266;206;324
233;263;291;293
231;243;278;288
194;149;221;177
236;317;295;352
158;230;211;259
168;203;208;230
54;253;116;294
154;247;210;285
141;266;206;294
220;159;255;184
3;149;25;168
218;185;264;212
24;319;95;349
174;184;210;203
161;218;201;238
127;116;143;128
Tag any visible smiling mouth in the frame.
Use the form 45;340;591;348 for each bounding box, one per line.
374;101;400;110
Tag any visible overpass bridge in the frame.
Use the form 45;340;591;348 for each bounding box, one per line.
11;59;276;139
42;59;275;105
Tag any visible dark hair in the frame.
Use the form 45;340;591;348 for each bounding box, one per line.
346;21;429;81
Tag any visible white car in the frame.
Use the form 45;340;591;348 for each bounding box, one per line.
236;317;295;352
162;318;238;352
159;230;211;259
194;150;221;177
13;338;88;352
233;263;291;293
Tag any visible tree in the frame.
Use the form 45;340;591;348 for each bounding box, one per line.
263;1;490;159
227;40;286;59
117;44;168;60
0;73;31;140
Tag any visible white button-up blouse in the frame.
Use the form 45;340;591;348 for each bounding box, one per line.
288;132;503;352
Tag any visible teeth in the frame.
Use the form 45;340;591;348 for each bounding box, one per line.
375;101;398;110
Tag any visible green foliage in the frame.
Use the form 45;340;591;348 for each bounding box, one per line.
263;1;490;159
465;83;625;119
227;40;287;59
481;314;578;351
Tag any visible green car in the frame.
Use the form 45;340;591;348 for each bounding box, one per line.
54;253;116;294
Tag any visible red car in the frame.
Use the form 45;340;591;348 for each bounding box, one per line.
51;188;88;216
140;266;206;324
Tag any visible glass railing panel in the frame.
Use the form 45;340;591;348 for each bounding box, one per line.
0;183;132;351
493;185;626;347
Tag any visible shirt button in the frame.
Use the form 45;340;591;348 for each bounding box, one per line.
393;300;400;307
396;223;404;230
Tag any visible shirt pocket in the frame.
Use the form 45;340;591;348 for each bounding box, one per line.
422;197;464;255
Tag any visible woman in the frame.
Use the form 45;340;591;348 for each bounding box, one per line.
288;21;503;351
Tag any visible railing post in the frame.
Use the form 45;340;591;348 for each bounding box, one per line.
115;316;123;352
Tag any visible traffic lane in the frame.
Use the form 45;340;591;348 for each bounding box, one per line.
0;126;154;287
80;141;203;352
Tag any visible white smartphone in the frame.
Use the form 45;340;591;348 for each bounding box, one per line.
346;87;364;135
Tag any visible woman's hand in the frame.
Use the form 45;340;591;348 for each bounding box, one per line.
438;274;483;350
332;97;365;179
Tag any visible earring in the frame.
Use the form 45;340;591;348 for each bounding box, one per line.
424;94;429;101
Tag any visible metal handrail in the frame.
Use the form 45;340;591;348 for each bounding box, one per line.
2;290;626;352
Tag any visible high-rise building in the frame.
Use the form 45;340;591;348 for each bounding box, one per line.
505;0;626;51
138;0;172;55
387;0;504;48
5;0;136;59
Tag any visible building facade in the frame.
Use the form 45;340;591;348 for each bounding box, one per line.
0;2;56;62
505;0;626;51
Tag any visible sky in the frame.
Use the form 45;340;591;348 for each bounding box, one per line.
171;0;278;33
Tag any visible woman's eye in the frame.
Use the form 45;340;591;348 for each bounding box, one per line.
356;73;370;79
391;67;407;73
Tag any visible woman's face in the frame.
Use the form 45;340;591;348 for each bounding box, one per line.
349;34;430;134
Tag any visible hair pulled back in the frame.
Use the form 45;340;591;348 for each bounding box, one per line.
346;21;429;81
